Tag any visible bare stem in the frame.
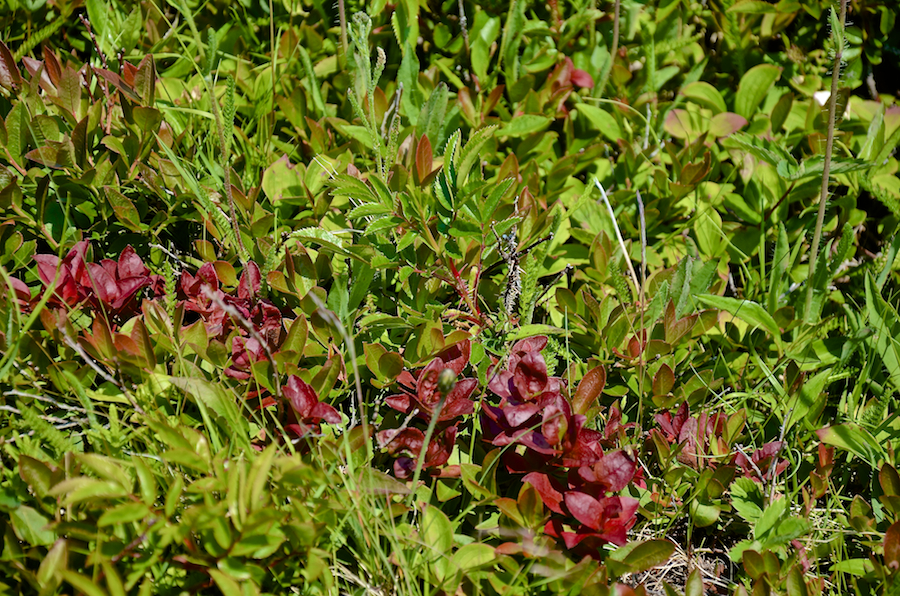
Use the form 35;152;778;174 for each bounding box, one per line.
804;0;848;323
594;179;641;295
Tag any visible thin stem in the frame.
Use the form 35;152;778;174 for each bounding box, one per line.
804;0;848;323
338;0;348;67
593;179;641;295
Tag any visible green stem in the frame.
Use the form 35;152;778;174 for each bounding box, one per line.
804;0;848;324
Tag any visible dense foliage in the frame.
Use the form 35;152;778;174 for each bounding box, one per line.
2;0;900;594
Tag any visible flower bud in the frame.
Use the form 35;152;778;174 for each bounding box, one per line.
437;368;457;396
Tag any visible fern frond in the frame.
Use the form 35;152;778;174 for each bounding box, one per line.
18;401;76;456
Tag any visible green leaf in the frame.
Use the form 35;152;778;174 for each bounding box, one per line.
289;227;346;254
38;539;67;590
768;222;790;313
866;273;900;391
506;325;568;341
450;543;496;570
576;104;622;141
98;503;151;527
731;476;764;524
831;558;875;576
754;497;787;540
62;571;109;596
262;156;306;203
398;40;423;124
169;377;246;443
610;540;676;575
697;295;782;346
786;367;831;430
816;423;885;467
49;478;129;505
734;64;782;120
10;505;56;546
18;455;54;498
685;569;704;596
421;504;454;554
681;81;727;113
417;83;449;144
499;115;552;138
728;0;778;13
480;178;515;223
457;126;497;187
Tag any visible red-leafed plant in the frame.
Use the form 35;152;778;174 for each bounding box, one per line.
377;340;477;479
34;241;161;322
482;336;640;557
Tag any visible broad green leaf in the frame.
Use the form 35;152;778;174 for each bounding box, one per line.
37;539;67;589
734;64;782;120
450;543;496;570
831;558;875;576
421;504;453;554
786;368;831;430
10;505;55;545
681;81;727;113
697;295;782;346
816;423;884;467
694;209;725;257
499;115;552;138
49;478;129;505
262;156;306;203
577;104;622;141
18;455;54;498
398;40;423;123
506;325;568;341
731;476;764;524
98;502;151;527
609;539;676;574
728;0;778;12
169;377;246;440
685;569;704;596
754;497;787;540
417;83;449;144
480;178;515;223
768;223;790;313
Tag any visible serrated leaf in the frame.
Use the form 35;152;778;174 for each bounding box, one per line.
348;203;393;218
289;227;346;253
457;126;497;187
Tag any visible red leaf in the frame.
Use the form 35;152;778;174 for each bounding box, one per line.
578;449;636;493
523;472;565;514
572;365;606;416
0;40;22;90
886;521;900;570
513;351;548;400
416;134;433;184
571;68;594;89
511;336;548;354
117;245;148;278
238;261;261;301
86;262;120;307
